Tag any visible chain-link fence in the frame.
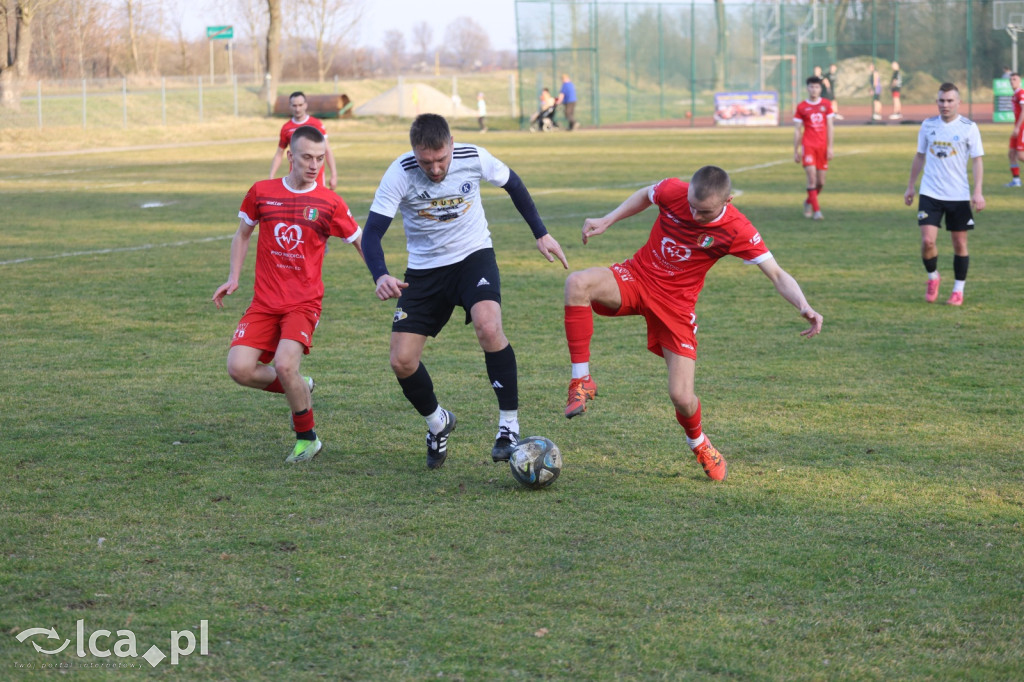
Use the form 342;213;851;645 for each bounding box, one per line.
516;0;1017;127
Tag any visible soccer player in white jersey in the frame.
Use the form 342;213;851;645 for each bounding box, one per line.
904;83;985;306
362;114;569;470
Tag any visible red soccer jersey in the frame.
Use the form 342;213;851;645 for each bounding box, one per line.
279;115;329;184
629;178;771;311
794;98;834;148
239;178;360;314
1013;89;1024;123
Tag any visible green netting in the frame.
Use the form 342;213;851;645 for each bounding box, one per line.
517;0;1010;127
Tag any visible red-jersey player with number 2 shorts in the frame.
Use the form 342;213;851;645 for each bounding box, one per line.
794;75;835;219
562;166;823;481
213;125;363;463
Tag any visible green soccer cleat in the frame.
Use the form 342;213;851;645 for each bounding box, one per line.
286;438;322;463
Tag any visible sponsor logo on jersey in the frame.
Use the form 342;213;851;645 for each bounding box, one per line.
749;233;762;246
303;207;319;221
659;237;692;264
417;191;430;199
697;233;714;248
267;201;284;206
477;277;490;287
274;223;304;251
393;309;408;323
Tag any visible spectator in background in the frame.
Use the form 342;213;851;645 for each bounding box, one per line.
477;92;487;133
870;63;883;121
555;73;579;131
828;64;844;120
889;61;903;120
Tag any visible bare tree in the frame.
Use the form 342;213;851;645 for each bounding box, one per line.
262;0;281;109
294;0;364;82
411;20;432;61
235;0;268;80
1;0;58;109
383;28;405;74
444;16;491;71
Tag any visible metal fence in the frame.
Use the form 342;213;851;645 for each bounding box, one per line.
0;73;520;130
516;0;1017;127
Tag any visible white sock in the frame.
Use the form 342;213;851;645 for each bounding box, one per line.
498;410;519;437
571;363;590;380
426;406;447;434
686;434;705;449
953;280;965;294
928;272;940;281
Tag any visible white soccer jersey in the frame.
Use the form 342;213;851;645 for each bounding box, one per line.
916;115;984;201
369;143;511;269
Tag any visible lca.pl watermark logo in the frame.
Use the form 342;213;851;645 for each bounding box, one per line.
15;619;209;668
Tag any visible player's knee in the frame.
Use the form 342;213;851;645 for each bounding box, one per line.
226;357;254;386
389;352;418;378
564;270;592;302
669;389;698;414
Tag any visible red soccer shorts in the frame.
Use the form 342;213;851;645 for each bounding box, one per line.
592;260;699;360
1010;129;1024;152
802;144;829;170
230;308;319;364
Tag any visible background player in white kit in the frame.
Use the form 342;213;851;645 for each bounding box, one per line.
361;114;568;469
904;83;985;306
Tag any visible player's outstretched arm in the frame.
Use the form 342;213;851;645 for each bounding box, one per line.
536;233;569;269
757;257;823;338
582;186;653;245
213;220;255;308
362;211;407;300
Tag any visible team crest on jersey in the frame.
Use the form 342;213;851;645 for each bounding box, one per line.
303;207;319;221
697;233;714;248
460;182;472;194
274;223;304;251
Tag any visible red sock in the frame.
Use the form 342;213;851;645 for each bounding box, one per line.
564;305;593;363
292;407;315;434
807;189;820;212
675;401;703;440
1013;166;1020;178
263;378;285;394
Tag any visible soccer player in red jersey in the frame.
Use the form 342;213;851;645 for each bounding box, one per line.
562;166;823;481
269;91;338;191
213;126;363;462
793;76;835;220
1007;73;1023;188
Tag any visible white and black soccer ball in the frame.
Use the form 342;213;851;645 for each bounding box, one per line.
509;436;562;489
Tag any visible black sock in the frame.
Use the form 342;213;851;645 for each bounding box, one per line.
953;255;969;281
484;344;518;411
397;363;439;417
923;256;938;274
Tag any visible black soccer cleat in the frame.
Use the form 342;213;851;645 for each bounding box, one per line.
426;409;456;469
490;426;520;463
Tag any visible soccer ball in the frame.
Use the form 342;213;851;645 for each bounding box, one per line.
509;436;562;489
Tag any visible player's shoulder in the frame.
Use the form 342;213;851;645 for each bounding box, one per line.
452;143;484;164
653;177;686;197
248;177;282;194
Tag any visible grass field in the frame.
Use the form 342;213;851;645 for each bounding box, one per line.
1;119;1022;680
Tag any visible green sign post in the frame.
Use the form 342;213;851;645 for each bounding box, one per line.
206;26;234;40
206;26;234;84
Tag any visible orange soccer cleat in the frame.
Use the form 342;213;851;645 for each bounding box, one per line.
691;438;728;481
564;375;598;419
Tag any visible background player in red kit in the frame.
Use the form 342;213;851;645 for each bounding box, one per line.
562;166;823;481
213;126;363;463
1006;72;1023;188
269;91;338;191
793;76;835;220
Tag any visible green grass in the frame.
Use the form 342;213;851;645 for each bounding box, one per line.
1;121;1022;680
